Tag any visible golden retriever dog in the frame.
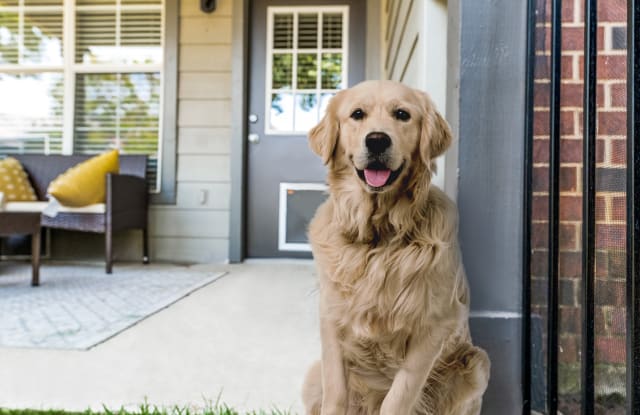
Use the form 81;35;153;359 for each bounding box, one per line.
301;80;490;415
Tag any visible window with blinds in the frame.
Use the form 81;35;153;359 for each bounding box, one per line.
0;0;164;191
266;7;348;134
0;0;64;153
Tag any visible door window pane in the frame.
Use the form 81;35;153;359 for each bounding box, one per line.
297;53;317;89
322;13;343;48
272;53;292;89
266;7;347;134
270;93;294;131
319;92;334;118
297;13;318;49
273;13;293;49
321;53;342;89
294;94;319;132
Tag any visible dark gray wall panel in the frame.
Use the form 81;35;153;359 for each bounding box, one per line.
451;0;527;413
457;0;527;314
471;316;522;415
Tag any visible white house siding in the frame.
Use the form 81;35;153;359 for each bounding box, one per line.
382;0;450;192
149;0;234;263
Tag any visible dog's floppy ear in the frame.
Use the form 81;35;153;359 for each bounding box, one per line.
309;92;342;165
418;92;452;164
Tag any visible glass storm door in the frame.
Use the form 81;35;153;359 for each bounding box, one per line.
246;0;365;258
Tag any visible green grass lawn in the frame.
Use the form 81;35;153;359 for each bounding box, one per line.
0;401;292;415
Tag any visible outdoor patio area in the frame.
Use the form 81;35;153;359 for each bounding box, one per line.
0;261;320;414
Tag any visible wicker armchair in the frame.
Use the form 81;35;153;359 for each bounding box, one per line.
13;154;149;273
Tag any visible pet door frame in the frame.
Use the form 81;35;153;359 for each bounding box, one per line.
278;182;327;252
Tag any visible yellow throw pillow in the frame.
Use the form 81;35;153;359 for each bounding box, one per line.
0;157;37;201
48;150;119;207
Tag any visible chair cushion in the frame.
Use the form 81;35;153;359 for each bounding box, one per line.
4;201;106;214
48;150;119;207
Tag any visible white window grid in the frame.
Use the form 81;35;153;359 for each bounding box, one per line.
0;0;164;191
278;182;328;252
265;5;349;135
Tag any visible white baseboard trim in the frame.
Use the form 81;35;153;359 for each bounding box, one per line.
470;311;522;319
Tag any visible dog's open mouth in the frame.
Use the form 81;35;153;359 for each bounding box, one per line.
356;161;404;190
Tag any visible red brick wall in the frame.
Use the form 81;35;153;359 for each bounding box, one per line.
532;0;627;396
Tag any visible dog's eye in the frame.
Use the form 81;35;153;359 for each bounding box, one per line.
394;109;411;121
350;109;366;120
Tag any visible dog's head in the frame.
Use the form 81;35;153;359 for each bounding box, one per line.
309;80;452;193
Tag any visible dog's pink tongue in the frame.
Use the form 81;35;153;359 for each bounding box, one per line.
364;169;391;187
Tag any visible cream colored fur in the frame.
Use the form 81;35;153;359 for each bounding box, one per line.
302;80;490;415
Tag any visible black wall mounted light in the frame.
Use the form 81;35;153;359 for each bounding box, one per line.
200;0;216;13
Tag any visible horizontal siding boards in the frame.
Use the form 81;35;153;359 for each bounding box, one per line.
178;127;231;154
146;0;233;262
180;17;232;44
150;210;230;238
179;99;232;127
176;155;230;182
151;237;229;263
179;45;232;71
176;183;231;210
151;238;229;263
179;73;232;99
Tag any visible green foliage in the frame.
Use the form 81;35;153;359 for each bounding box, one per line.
271;54;292;90
0;396;293;415
0;11;62;64
320;54;341;89
73;72;160;156
0;401;292;415
269;52;343;116
0;11;19;64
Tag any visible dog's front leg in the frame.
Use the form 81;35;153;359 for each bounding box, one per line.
379;330;443;415
319;287;348;415
380;308;464;415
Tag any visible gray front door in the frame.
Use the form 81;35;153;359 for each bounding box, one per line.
247;0;366;258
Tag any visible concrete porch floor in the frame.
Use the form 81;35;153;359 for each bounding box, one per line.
0;261;320;414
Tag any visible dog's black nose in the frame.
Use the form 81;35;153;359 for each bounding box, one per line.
365;132;391;154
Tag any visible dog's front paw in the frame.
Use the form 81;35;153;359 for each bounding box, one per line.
460;346;490;393
321;392;348;415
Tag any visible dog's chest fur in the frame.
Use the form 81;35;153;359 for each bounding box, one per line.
310;186;464;374
316;224;438;371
